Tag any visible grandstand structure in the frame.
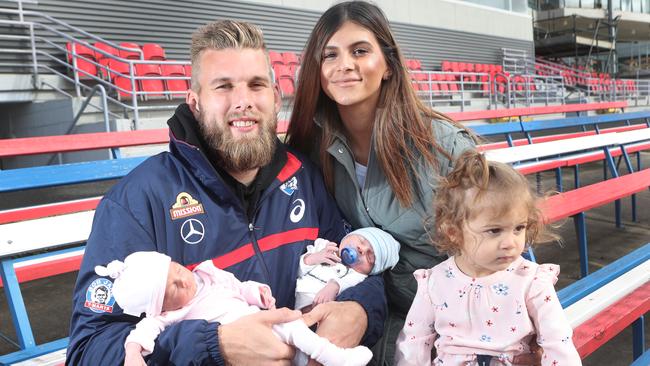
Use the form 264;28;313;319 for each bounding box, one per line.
532;0;650;78
0;0;646;153
0;1;649;365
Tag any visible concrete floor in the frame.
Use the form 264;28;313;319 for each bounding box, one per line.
1;157;649;365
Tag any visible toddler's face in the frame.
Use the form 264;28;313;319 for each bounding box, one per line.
162;262;197;312
339;234;375;275
455;204;528;278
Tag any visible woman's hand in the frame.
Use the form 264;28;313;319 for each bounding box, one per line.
512;337;542;365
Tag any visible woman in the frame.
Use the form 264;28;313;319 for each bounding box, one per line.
287;2;542;365
285;1;474;364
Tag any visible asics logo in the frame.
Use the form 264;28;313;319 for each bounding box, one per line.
290;199;305;223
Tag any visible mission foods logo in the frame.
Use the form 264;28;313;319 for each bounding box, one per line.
170;192;204;220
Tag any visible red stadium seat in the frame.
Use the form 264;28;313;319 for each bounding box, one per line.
407;59;422;71
94;42;119;79
119;42;142;60
142;43;166;61
269;51;284;66
282;52;300;67
273;64;295;97
441;61;452;72
94;41;118;60
446;74;458;92
108;59;137;99
66;42;97;79
435;73;449;93
414;72;430;91
464;63;476;83
135;63;165;99
161;63;188;98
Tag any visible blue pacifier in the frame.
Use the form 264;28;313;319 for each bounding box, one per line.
340;247;359;266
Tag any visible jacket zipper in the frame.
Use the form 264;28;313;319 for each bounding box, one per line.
331;141;375;225
247;168;299;283
248;220;271;282
191;145;273;282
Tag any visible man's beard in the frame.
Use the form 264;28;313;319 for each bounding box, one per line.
197;108;277;173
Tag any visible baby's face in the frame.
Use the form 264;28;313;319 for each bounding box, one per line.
162;262;197;312
339;234;375;275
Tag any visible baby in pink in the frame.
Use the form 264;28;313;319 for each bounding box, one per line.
395;150;581;366
95;251;372;366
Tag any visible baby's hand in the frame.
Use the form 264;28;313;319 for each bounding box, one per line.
259;286;276;309
304;241;341;266
124;343;147;366
313;281;340;305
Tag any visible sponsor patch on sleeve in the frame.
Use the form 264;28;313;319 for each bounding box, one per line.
84;278;115;313
170;192;204;220
279;176;298;196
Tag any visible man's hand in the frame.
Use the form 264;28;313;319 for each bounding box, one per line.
219;307;301;365
312;281;340;305
304;241;340;266
302;301;368;366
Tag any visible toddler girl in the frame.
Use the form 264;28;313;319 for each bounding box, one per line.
95;251;372;366
395;150;581;366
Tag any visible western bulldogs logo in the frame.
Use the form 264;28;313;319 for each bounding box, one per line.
280;177;298;196
84;278;115;313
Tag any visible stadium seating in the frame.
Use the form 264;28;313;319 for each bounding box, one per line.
65;42;97;79
62;39;304;101
282;51;300;77
160;63;189;97
118;42;141;60
142;43;165;60
558;243;649;362
135;63;165;99
93;41;119;79
406;59;422;71
269;50;284;66
273;64;295;97
107;59;138;99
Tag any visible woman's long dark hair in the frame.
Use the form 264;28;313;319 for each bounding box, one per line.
286;1;466;206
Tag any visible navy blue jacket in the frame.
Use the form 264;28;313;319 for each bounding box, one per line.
66;104;386;365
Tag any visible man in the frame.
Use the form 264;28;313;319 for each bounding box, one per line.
93;286;108;305
67;20;386;365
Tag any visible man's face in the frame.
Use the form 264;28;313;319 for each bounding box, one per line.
187;48;281;173
94;288;108;304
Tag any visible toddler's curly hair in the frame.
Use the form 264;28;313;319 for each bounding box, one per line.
433;150;556;256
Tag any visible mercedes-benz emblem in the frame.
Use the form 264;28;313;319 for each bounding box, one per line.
180;218;205;244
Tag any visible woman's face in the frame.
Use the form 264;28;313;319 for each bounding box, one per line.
320;21;389;110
